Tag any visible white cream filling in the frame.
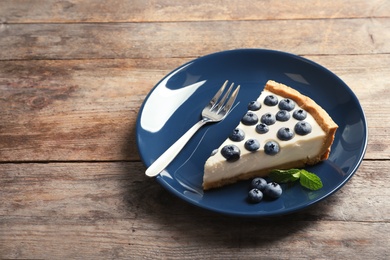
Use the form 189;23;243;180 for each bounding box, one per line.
204;90;326;185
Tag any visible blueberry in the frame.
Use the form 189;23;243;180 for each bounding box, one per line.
278;98;295;111
261;113;276;125
241;111;259;125
295;121;312;135
263;182;283;199
255;123;269;134
248;188;263;203
229;128;245;142
264;141;280;155
221;145;240;161
250;177;267;191
277;127;295;141
248;100;261;111
293;109;307;120
244;139;260;152
264;95;278;106
276;110;291;121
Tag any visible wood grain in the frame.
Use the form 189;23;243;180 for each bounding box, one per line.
0;54;388;161
0;161;389;259
0;18;389;61
0;0;389;23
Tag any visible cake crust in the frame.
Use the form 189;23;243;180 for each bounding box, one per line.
265;80;338;161
203;160;306;190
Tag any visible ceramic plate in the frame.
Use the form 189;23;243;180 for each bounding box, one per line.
136;49;368;217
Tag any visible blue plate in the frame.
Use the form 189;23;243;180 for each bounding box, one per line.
136;49;368;217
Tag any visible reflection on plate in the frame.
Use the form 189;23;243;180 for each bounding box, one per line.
136;49;367;217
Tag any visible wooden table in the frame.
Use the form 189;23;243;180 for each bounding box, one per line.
1;1;389;259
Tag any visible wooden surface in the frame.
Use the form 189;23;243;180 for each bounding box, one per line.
0;1;389;259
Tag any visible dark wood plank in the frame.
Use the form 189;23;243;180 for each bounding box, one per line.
0;160;387;222
0;58;174;161
0;160;388;259
0;54;388;162
1;220;388;259
0;18;389;61
0;0;389;23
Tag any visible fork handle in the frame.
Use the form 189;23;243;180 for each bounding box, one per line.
145;119;209;177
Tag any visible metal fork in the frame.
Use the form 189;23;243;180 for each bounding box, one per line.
145;80;240;177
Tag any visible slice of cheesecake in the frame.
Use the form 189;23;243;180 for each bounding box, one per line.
203;80;338;190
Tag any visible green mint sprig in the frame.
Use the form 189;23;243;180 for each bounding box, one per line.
269;169;323;191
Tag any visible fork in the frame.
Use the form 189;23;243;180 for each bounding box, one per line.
145;80;240;177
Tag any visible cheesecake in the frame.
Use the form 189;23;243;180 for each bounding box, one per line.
203;80;338;190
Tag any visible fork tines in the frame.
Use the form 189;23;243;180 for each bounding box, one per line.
211;80;240;114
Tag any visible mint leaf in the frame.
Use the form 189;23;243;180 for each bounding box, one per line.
269;168;323;191
269;169;301;183
299;169;323;190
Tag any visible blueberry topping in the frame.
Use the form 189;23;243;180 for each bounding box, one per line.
229;128;245;142
244;139;260;152
221;145;241;161
248;100;261;111
263;182;283;199
264;141;280;155
255;123;269;134
277;127;295;141
248;188;263;203
276;110;291;121
294;121;312;135
293;109;307;120
250;177;267;191
241;111;259;125
278;98;295;111
264;95;278;106
261;113;276;125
